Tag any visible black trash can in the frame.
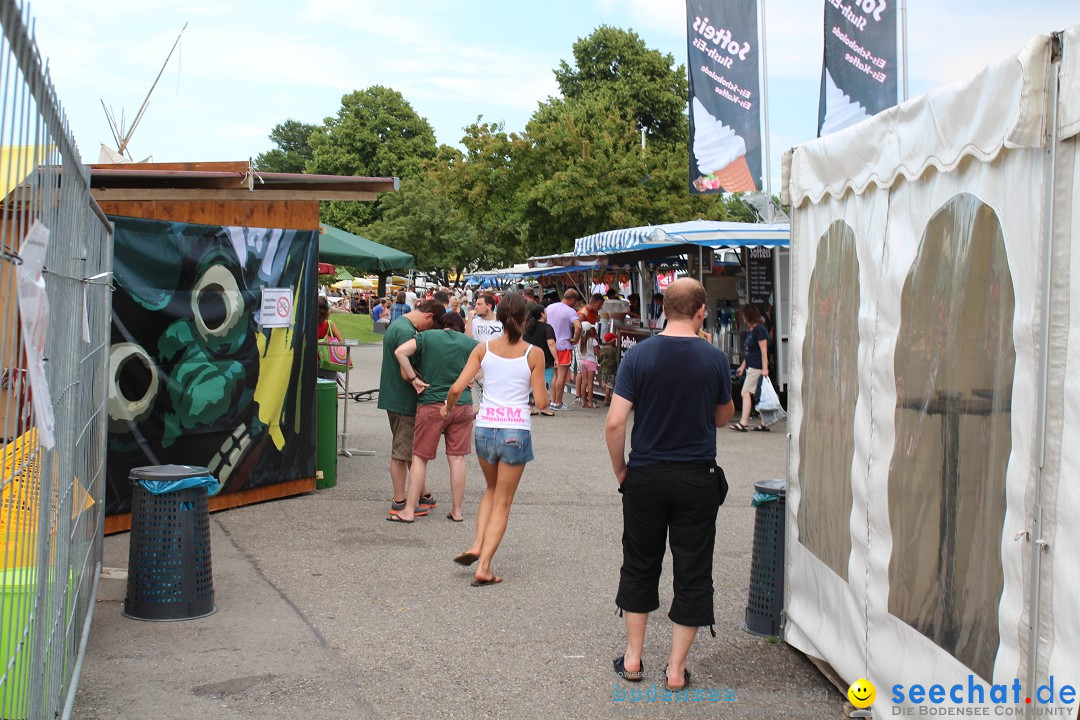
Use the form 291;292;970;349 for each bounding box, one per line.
124;464;216;621
743;478;786;638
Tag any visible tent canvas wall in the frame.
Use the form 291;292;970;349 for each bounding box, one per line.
782;26;1079;716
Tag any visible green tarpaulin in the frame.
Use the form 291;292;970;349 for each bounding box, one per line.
318;224;414;272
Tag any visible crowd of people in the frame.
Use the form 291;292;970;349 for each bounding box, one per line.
353;277;780;692
363;278;743;692
373;288;541;587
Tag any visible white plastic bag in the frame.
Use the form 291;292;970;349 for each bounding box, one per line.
757;376;782;411
757;377;787;427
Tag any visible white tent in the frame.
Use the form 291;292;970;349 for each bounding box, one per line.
782;26;1080;717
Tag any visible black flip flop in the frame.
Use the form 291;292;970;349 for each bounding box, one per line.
446;513;464;522
663;667;692;692
613;655;644;682
470;576;503;587
753;425;771;432
386;514;413;524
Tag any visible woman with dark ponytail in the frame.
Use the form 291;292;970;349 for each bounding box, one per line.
522;304;557;415
443;293;548;586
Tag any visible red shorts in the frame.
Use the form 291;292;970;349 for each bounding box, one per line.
557;349;574;367
412;403;474;460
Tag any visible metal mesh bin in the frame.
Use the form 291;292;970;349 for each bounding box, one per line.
124;465;216;621
743;478;786;638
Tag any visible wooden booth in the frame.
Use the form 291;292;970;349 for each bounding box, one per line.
94;161;396;534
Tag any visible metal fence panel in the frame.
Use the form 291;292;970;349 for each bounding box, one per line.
0;1;112;718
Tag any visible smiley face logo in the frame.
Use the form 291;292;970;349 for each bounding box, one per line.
847;678;876;708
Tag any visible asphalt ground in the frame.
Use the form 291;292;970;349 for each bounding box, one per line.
73;343;848;719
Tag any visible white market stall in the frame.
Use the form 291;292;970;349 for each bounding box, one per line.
572;219;791;386
782;25;1080;716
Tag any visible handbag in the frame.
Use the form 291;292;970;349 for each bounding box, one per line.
318;343;350;372
318;323;351;372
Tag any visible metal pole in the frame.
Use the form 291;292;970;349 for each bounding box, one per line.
638;260;648;326
1026;30;1062;700
759;0;773;196
772;246;784;389
336;341;373;458
900;0;909;101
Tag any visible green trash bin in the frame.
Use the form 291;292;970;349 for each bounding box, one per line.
316;379;339;489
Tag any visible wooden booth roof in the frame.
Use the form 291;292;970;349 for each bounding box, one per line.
89;161;398;230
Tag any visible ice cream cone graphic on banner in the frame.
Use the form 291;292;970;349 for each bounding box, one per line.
819;69;869;136
710;156;756;192
691;97;757;193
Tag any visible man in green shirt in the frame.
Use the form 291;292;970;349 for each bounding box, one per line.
378;298;445;516
390;312;478;523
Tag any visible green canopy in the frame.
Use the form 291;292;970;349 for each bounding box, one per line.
317;224;414;272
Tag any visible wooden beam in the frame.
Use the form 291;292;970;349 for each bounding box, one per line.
92;188;379;202
96;199;321;230
90;161;249;173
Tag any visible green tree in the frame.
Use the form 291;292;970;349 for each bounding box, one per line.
516;97;650;256
253;120;317;173
360;175;510;279
554;26;687;145
516;27;754;255
435;119;527;262
308;86;438;231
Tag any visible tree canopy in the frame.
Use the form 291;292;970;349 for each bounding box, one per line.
553;25;688;145
254;27;760;276
253;120;316;173
309;86;438;231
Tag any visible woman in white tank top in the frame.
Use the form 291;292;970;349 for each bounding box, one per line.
442;293;548;587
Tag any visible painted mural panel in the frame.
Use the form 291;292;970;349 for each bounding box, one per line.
105;216;317;514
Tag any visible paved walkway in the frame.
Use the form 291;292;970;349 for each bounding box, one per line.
74;344;846;718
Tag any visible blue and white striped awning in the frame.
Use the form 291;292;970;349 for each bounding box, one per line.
574;220;789;255
520;264;601;277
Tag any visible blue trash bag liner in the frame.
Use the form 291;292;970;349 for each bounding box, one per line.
752;491;781;507
138;475;220;496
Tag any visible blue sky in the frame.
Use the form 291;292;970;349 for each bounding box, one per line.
30;1;1078;194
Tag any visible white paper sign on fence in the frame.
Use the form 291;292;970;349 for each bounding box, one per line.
260;287;294;328
16;220;56;448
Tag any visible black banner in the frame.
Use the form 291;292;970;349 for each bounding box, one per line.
746;246;774;308
105;216;318;514
686;0;761;194
817;0;898;136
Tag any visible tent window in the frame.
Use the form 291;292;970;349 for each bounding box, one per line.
798;220;859;581
887;193;1013;681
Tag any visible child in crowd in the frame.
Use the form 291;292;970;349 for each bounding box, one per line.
576;322;598;408
596;332;619;407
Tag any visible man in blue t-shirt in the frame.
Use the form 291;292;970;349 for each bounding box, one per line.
604;277;734;691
